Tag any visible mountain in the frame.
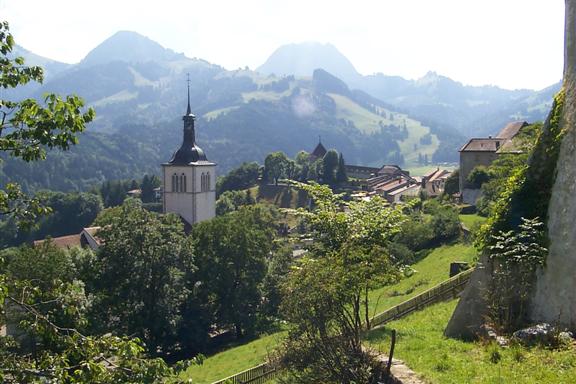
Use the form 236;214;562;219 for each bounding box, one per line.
356;71;538;137
257;42;362;85
12;45;70;78
3;34;555;194
6;45;71;99
80;31;183;67
256;43;557;137
2;34;450;193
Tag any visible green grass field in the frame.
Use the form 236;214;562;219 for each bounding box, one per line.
459;214;487;230
367;243;476;316
406;164;457;176
177;331;286;384
327;93;439;167
179;243;477;383
365;300;576;384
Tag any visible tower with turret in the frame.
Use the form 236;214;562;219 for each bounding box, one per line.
162;81;216;225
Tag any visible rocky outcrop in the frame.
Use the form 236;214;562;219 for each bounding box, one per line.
446;0;576;338
530;0;576;330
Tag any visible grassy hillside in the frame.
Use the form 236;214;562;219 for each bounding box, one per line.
328;92;440;166
178;332;286;384
366;300;576;383
459;213;487;229
367;243;476;316
179;242;477;383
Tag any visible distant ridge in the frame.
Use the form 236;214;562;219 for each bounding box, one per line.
257;42;361;85
80;31;183;66
12;45;70;79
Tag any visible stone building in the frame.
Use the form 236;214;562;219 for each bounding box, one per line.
459;121;528;204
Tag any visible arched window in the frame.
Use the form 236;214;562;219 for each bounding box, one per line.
172;173;178;192
181;173;187;192
206;172;210;191
200;173;204;192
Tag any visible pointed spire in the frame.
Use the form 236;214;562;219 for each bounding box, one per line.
319;135;322;144
186;73;192;115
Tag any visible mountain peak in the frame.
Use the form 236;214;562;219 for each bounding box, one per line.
257;42;361;85
80;31;182;67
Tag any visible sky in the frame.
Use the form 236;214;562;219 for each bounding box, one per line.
0;0;565;90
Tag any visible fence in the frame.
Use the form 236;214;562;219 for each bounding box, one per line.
211;268;474;384
211;362;278;384
370;268;474;328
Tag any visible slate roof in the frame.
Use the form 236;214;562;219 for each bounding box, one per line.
310;142;327;159
459;138;507;152
496;121;528;139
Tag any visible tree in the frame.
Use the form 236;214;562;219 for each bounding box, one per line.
277;183;406;382
443;169;460;196
193;205;275;338
140;174;160;203
487;217;547;331
0;191;103;248
264;152;289;185
216;161;259;196
0;21;95;227
335;153;348;185
0;241;180;383
322;149;339;185
215;190;255;216
0;22;188;382
89;199;200;356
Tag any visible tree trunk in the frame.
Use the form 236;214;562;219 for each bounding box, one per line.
364;286;371;330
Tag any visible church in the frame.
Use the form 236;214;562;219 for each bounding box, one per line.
161;85;216;225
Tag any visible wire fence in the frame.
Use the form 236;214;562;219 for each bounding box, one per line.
211;268;474;384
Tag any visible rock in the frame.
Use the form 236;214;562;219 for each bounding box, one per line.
558;331;575;344
512;323;555;346
478;324;509;347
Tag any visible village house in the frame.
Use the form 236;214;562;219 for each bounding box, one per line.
33;226;102;251
422;168;452;197
459;121;528;204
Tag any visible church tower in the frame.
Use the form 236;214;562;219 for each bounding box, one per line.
162;80;216;225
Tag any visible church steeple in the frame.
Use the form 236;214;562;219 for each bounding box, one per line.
167;75;207;164
186;73;192;116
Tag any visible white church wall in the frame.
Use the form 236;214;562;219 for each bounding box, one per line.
162;163;216;225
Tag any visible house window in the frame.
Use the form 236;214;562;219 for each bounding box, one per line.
206;172;210;191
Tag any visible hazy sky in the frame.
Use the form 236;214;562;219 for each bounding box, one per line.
0;0;565;90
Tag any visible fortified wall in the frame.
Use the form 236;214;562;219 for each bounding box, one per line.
530;0;576;328
445;0;576;337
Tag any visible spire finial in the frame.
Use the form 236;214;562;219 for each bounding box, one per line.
319;135;321;144
186;73;191;115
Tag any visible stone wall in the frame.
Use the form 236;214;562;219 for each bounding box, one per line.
530;0;576;329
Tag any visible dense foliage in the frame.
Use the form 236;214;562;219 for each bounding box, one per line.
216;161;260;196
486;218;547;331
0;191;102;248
193;205;277;338
88;200;198;356
0;23;185;382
